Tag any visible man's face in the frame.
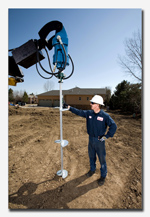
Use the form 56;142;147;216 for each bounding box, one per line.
90;102;99;110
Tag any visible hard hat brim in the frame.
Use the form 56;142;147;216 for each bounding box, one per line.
90;100;104;106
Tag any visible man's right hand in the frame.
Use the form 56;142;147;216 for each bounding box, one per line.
63;103;70;109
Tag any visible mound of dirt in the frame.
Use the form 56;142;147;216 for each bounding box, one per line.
8;106;142;209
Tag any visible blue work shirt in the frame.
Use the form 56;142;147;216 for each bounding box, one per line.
69;107;117;139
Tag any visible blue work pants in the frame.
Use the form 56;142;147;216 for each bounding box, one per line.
88;136;107;178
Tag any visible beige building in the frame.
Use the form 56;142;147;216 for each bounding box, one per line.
37;87;106;109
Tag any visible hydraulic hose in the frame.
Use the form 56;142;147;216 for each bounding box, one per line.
35;36;74;80
36;42;55;76
36;62;53;79
63;54;74;80
36;48;53;79
36;38;67;76
44;47;53;73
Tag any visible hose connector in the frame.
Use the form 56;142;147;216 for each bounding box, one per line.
57;35;63;45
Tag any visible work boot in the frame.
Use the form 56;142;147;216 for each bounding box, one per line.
98;177;105;186
86;170;95;177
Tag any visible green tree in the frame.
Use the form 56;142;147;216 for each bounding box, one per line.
22;91;28;103
104;87;111;106
109;80;141;113
126;83;141;113
8;88;14;102
110;80;130;110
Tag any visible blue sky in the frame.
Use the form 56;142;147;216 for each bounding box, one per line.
9;8;142;95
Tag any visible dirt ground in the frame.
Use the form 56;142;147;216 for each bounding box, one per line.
8;105;142;209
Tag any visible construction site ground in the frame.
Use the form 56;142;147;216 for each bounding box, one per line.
8;105;142;209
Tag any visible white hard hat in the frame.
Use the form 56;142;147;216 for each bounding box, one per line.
90;95;104;105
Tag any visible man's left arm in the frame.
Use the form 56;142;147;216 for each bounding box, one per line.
99;115;117;142
105;115;117;139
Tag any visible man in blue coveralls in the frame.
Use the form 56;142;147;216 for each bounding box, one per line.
67;95;117;186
